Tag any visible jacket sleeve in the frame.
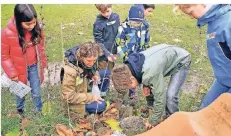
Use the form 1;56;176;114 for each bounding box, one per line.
143;73;166;126
1;30;19;79
62;65;95;104
40;32;48;68
93;23;111;57
116;26;128;58
144;28;150;48
116;26;126;47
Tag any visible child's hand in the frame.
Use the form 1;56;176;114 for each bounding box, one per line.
143;86;151;96
11;76;19;82
112;54;117;60
145;120;153;130
93;95;104;103
107;54;117;62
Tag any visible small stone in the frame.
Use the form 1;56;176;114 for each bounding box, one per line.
110;130;126;136
85;131;97;136
173;38;182;43
78;32;84;35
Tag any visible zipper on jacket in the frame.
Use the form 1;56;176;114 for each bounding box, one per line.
24;52;28;85
35;45;41;81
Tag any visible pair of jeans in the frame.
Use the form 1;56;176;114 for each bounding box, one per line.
16;64;43;112
98;69;111;96
85;101;107;114
146;63;190;116
200;79;231;109
165;64;190;116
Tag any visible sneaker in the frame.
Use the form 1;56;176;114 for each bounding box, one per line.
17;109;25;118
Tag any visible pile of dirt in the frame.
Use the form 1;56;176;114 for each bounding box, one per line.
120;116;145;135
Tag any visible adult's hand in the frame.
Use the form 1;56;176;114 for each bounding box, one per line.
93;95;104;103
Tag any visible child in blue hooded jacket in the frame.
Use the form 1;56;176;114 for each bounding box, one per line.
177;4;231;108
116;5;150;58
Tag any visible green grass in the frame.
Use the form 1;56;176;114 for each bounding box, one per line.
1;4;214;135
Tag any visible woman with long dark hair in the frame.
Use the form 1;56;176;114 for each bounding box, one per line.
1;4;47;116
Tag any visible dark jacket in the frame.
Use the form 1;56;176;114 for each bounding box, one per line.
93;12;120;61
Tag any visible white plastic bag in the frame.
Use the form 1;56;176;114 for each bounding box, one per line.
92;84;101;97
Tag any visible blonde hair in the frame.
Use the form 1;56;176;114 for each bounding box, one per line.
111;64;133;92
76;41;103;61
95;4;112;12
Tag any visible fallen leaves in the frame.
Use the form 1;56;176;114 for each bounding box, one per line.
104;103;116;114
55;124;78;136
102;103;119;120
78;123;92;130
72;126;87;133
109;108;118;114
104;119;122;132
55;102;122;135
56;123;92;136
20;118;30;129
7;113;19;118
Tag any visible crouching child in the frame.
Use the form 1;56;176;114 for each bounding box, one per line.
112;44;191;128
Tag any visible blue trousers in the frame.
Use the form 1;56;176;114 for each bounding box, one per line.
98;69;111;96
85;101;107;114
165;64;190;115
16;64;43;112
200;79;231;109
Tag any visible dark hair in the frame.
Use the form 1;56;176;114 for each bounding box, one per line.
143;4;155;10
14;4;42;53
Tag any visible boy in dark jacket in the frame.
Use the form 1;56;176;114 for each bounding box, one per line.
176;4;231;109
94;4;120;97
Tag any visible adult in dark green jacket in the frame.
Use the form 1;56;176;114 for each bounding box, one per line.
111;44;191;128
